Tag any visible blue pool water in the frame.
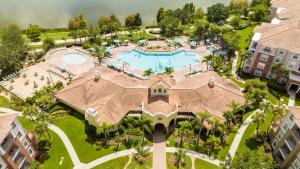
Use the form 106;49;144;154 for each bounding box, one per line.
63;53;87;64
116;50;200;73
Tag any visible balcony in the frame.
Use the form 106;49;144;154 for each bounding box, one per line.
20;161;30;169
8;144;19;158
14;152;25;166
280;143;291;157
291;125;300;141
0;133;14;151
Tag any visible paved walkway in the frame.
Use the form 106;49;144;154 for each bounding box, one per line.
166;147;221;166
82;147;153;169
288;92;296;106
47;124;84;168
153;129;167;169
228;110;257;157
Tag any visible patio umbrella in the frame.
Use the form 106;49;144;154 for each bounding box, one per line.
105;47;111;53
190;41;197;47
101;42;108;46
175;38;183;44
113;39;120;43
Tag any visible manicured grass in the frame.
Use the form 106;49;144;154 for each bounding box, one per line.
53;115;151;163
91;156;129;169
0;96;9;108
216;128;238;160
23;31;71;42
195;159;220;169
236;25;256;50
167;153;192;169
18;117;73;169
127;153;152;169
235;25;256;69
230;77;245;88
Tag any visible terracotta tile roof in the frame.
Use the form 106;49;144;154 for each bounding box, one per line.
0;113;17;142
254;0;300;53
56;66;245;126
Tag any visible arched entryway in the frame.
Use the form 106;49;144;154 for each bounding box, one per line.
154;123;165;132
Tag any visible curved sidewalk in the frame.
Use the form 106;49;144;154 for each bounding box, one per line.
48;124;83;168
228;111;257;157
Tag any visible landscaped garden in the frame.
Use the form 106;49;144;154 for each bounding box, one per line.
195;159;220;169
91;156;129;169
0;95;9;107
167;152;192;169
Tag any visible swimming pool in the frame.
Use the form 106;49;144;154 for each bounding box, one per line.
116;49;200;73
63;53;87;64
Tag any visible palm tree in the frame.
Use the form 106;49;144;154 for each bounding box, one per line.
252;111;266;135
33;121;51;140
97;122;111;146
23;104;37;122
143;68;154;77
122;117;136;143
113;131;124;150
194;110;210;149
177;121;193;147
134;147;149;164
202;55;214;71
223;110;236;130
174;149;186;169
270;62;290;88
238;50;250;71
136;115;152;147
206;135;220;157
164;67;174;75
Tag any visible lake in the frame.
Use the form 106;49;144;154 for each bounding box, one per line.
0;0;230;28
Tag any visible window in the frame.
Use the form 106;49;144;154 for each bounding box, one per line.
277;48;285;55
292;158;300;169
252;42;257;49
277;130;283;140
257;62;265;69
11;122;16;129
17;131;22;138
254;70;262;77
158;88;162;93
154;89;156;93
289;114;294;123
272;139;278;148
264;47;272;53
164;89;166;93
28;148;33;157
260;54;269;61
279;78;287;84
288;61;296;68
282;122;289;132
23;140;28;148
274;57;282;63
293;54;300;60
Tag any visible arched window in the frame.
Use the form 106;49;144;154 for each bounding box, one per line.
154;89;156;93
158;88;162;93
164;89;166;93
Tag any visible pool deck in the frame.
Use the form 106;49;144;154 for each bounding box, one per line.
0;47;95;99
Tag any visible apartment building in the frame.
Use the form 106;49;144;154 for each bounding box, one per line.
269;107;300;169
0;112;36;169
243;0;300;93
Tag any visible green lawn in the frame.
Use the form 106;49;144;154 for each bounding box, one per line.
18;117;73;169
167;153;192;169
23;31;71;42
91;156;129;169
53;115;151;163
195;159;220;169
234;112;273;161
118;31;156;42
235;25;256;70
216;128;238;160
0;96;9;108
127;153;152;169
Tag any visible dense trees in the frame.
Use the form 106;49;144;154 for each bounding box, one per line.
68;13;88;43
125;13;142;30
26;24;42;42
250;3;269;22
244;78;269;106
98;14;122;37
229;0;249;15
0;25;26;78
43;38;55;52
207;3;229;23
159;16;181;37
